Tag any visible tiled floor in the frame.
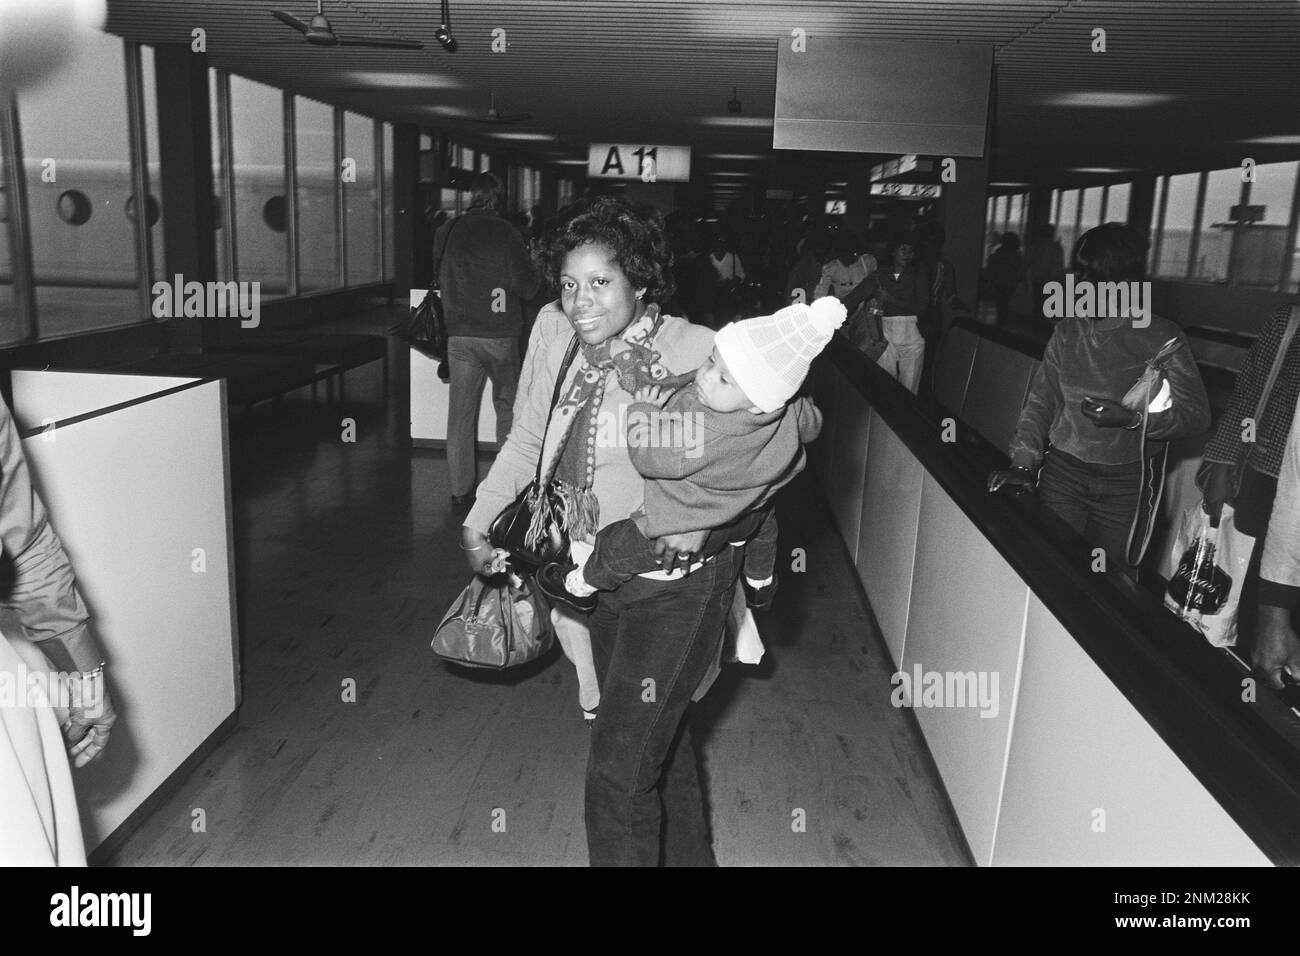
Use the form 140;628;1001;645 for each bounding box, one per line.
106;305;971;866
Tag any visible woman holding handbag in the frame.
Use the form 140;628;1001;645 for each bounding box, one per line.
1197;302;1300;646
987;224;1212;568
459;197;739;866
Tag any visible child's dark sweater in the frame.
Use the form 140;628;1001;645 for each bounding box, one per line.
626;388;822;539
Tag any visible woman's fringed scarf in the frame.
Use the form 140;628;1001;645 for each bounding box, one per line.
525;304;681;547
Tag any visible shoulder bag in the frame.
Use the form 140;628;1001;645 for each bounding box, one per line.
488;333;582;571
400;215;466;376
431;570;553;669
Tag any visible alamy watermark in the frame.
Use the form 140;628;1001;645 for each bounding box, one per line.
604;405;705;459
890;665;1000;718
1041;275;1151;328
150;274;260;327
0;663;106;718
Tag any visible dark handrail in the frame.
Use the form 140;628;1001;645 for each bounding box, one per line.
820;337;1300;865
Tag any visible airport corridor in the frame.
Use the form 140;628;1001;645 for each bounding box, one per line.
104;310;970;867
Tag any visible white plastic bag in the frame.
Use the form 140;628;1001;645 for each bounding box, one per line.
691;582;767;701
1163;502;1252;647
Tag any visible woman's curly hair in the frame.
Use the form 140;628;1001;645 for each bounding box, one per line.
539;196;675;303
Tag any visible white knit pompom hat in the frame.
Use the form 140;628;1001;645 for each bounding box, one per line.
713;296;847;413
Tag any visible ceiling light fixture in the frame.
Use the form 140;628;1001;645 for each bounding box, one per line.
697;116;772;128
1237;134;1300;145
435;0;457;51
341;71;464;89
1045;92;1177;108
483;132;555;142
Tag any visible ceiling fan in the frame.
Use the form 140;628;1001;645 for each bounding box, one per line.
267;1;424;49
467;93;533;124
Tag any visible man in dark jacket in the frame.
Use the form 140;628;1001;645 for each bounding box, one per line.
433;173;539;509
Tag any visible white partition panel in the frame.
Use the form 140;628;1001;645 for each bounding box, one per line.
856;411;923;664
409;347;497;445
11;371;196;432
902;474;1028;865
826;384;870;560
17;375;238;851
992;595;1267;866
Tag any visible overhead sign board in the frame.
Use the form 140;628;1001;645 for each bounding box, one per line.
870;182;943;199
587;144;691;182
774;38;993;156
870;155;934;182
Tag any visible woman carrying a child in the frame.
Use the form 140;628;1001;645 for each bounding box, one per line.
459;197;839;866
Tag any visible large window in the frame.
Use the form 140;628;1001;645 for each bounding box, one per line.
382;123;395;281
1104;182;1130;224
210;69;229;281
1078;187;1102;241
141;48;162;284
1;50;397;343
1238;161;1299;289
1056;189;1081;259
343;112;377;285
1193;167;1243;283
0;149;14;341
1153;172;1200;279
19;29;139;337
232;76;289;296
1005;193;1026;240
296;96;337;292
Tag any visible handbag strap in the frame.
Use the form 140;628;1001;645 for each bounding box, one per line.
532;333;582;484
1251;304;1300;434
1236;304;1300;481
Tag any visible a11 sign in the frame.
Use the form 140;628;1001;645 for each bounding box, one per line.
587;144;692;182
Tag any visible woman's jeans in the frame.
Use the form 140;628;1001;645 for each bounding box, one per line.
585;545;739;866
1038;448;1144;566
878;315;925;394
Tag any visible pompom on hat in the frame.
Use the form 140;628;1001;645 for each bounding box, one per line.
713;296;847;413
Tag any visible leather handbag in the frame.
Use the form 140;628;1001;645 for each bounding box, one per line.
400;216;465;376
489;334;582;570
1120;336;1184;566
432;571;553;669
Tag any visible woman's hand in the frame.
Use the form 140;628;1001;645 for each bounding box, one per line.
62;676;117;768
1198;461;1235;522
461;526;509;576
1081;395;1139;429
652;529;709;572
633;384;672;408
988;467;1036;494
